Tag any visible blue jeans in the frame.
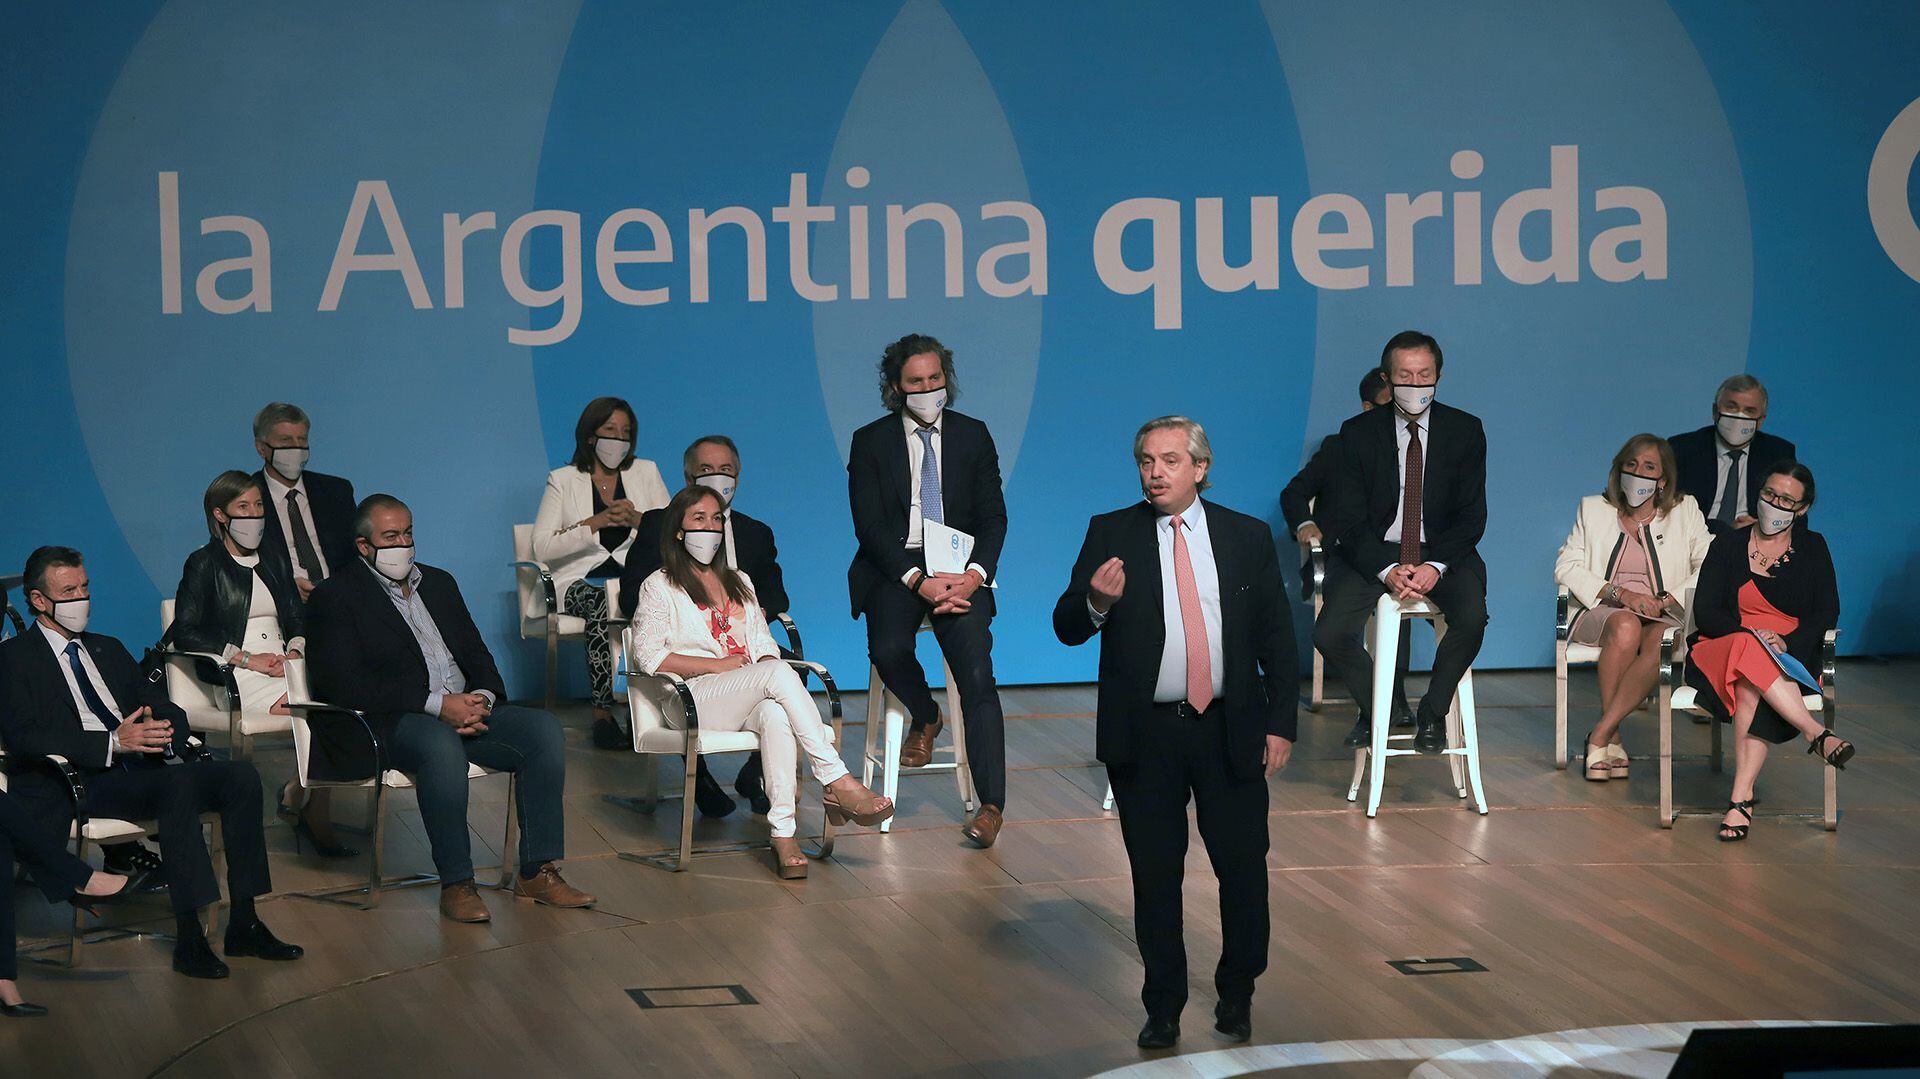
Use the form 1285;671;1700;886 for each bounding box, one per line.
386;704;566;883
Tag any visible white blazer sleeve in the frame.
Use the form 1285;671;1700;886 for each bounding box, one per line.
629;459;671;513
632;574;676;677
532;469;602;565
1553;498;1608;611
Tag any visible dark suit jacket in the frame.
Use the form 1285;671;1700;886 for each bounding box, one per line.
0;628;193;820
1321;402;1487;584
1684;525;1836;731
303;562;506;781
171;540;305;684
1280;434;1337;537
1053;499;1297;780
846;409;1008;617
619;507;789;620
254;469;358;582
1668;426;1798;535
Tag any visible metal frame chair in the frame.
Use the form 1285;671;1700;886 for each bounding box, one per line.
861;620;974;834
614;624;842;871
281;658;517;908
1552;585;1606;770
157;598;295;761
1347;593;1489;817
509;523;590;712
0;573;26;640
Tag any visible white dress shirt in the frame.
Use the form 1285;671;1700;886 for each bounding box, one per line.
1086;500;1226;704
1381;408;1447;578
39;621;124;764
900;411;989;585
1707;434;1751;520
263;470;330;580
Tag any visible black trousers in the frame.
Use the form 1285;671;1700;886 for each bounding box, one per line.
78;760;270;915
863;579;1006;809
1313;556;1487;723
1107;705;1269;1019
2;790;93;980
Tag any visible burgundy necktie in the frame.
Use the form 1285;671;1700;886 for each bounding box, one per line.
1401;420;1424;567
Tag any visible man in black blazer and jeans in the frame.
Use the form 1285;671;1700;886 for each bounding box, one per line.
1055;416;1295;1049
0;546;300;979
305;495;593;924
1316;330;1488;754
251;401;357;602
1668;374;1798;536
847;333;1009;847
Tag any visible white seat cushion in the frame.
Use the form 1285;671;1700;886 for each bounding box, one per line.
1671;685;1821;714
375;762;496;789
182;709;294;738
1565;643;1602;664
77;817;151;842
520;613;588;639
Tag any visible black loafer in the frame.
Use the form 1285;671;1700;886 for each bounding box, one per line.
1214;999;1251;1042
1;1001;49;1018
1137;1016;1180;1049
693;760;736;818
1342;720;1373;748
1412;718;1447;754
734;756;772;816
1391;702;1416;729
173;938;231;980
224;920;305;961
590;716;629;750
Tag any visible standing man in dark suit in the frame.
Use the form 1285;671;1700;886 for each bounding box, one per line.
1668;374;1798;536
1282;368;1411;724
1054;416;1295;1049
847;333;1009;847
305;495;594;924
1315;330;1488;753
252;402;357;601
0;546;301;979
621;434;791;813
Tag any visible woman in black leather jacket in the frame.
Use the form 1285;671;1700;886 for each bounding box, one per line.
172;471;354;857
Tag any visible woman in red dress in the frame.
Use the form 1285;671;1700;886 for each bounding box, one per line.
1684;462;1851;841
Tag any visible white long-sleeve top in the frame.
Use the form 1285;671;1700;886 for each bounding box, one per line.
629;569;779;677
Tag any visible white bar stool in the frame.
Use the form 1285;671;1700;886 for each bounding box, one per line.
1346;592;1489;817
861;622;975;833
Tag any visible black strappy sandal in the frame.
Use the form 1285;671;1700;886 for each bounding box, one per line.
1807;730;1855;770
1717;799;1753;842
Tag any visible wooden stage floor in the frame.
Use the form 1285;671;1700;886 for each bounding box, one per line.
5;660;1917;1076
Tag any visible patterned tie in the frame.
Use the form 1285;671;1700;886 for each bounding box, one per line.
64;641;121;731
915;427;944;525
1171;518;1213;713
285;489;325;580
1400;420;1424;567
1715;448;1744;526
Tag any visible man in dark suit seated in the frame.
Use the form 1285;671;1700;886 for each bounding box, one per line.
848;333;1010;847
305;495;594;924
0;546;301;979
1054;416;1295;1049
251;401;357;602
1282;367;1411;724
620;434;791;813
1315;330;1489;754
1668;374;1798;536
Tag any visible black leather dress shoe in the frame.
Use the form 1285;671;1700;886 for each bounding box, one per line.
1137;1016;1180;1049
1391;701;1416;729
1342;720;1372;748
1412;717;1447;754
173;937;231;980
1214;999;1251;1042
734;754;772;815
224;920;305;961
1;1001;49;1018
693;760;736;817
590;715;629;750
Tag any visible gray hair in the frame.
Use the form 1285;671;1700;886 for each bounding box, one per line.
682;434;740;478
352;493;409;540
252;401;311;442
1714;374;1767;408
1132;415;1214;492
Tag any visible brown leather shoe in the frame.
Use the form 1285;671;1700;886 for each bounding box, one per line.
900;716;943;768
962;805;1003;848
439;881;491;923
512;863;596;908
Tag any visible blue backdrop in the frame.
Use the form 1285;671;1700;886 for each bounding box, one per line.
4;1;1917;698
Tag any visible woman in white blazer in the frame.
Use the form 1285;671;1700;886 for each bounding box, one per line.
533;397;670;745
1554;433;1712;781
632;485;894;879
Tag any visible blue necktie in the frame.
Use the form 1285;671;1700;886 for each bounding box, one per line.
916;427;944;525
64;641;120;731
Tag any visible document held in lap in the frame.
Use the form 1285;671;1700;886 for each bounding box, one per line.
923;520;975;576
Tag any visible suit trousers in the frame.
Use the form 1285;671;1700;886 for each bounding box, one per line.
685;661;849;838
1108;704;1269;1019
82;759;270;915
1313;557;1487;723
862;580;1007;809
2;790;95;980
385;705;567;883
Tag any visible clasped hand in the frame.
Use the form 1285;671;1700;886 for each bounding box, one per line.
439;692;493;735
593;499;639;530
113;707;173;754
1387;563;1440;600
243;651;287;676
918;570;982;615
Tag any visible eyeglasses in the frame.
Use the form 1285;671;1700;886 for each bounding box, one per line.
1758;487;1804;511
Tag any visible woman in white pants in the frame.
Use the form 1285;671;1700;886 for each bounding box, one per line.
630;485;894;878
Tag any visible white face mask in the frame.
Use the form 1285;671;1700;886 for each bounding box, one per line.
904;387;947;424
368;543;415;581
1391;383;1434;416
270;446;310;481
1755;499;1797;536
681;529;723;565
226;515;268;550
693;473;737;505
1715;412;1758;447
593;437;631;471
43;597;90;634
1619;472;1659;509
